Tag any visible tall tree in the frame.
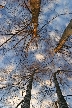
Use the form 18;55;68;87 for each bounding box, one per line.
30;0;41;38
21;70;36;108
54;19;72;53
0;0;72;107
53;71;69;108
15;68;38;108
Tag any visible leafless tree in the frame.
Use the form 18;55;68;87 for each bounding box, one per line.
0;0;72;108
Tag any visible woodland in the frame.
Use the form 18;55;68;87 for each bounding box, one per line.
0;0;72;108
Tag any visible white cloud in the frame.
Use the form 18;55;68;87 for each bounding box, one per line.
0;0;6;6
0;36;6;45
6;65;15;73
35;53;45;61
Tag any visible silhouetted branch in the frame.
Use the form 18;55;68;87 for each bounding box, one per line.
15;100;24;108
0;22;30;48
24;0;32;13
39;12;72;32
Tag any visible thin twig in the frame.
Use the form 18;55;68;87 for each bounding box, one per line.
55;70;72;75
24;0;32;13
15;100;24;108
38;12;72;32
12;37;25;48
0;22;30;48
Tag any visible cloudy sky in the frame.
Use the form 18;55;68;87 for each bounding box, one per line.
0;0;72;108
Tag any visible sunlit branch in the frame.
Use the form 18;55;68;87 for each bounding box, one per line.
54;19;72;53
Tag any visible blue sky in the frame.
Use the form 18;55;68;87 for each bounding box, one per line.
0;0;72;108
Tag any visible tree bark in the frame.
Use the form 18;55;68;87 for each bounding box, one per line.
30;0;41;37
54;19;72;53
53;72;69;108
21;74;34;108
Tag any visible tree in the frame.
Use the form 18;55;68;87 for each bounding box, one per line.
15;70;35;108
30;0;41;38
0;0;72;108
54;19;72;53
53;71;69;108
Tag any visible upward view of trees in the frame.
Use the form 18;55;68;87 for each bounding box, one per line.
0;0;72;108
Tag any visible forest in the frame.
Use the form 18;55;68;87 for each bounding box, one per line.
0;0;72;108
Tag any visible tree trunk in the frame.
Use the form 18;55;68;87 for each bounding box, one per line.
30;0;41;37
54;19;72;53
21;75;33;108
53;73;69;108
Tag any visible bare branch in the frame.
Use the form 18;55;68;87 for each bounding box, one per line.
0;35;15;48
15;100;24;108
38;12;72;32
54;19;72;53
24;0;32;13
54;70;72;75
0;22;30;48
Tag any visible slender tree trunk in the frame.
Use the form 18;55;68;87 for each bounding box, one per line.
53;73;69;108
21;74;33;108
16;69;38;108
30;0;41;37
54;19;72;53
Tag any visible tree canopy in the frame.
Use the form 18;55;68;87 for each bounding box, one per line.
0;0;72;108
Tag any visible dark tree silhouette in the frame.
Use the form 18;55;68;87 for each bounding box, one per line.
21;70;35;108
53;71;69;108
0;0;72;108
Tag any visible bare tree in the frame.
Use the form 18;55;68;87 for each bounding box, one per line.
53;71;69;108
30;0;41;38
0;0;72;108
54;19;72;53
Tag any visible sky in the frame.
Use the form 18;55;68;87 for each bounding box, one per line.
0;0;72;108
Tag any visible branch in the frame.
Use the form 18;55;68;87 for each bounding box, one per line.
54;70;72;75
15;100;24;108
24;0;32;13
12;37;25;48
54;19;72;53
38;12;72;32
15;68;38;108
0;35;15;48
0;22;30;48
